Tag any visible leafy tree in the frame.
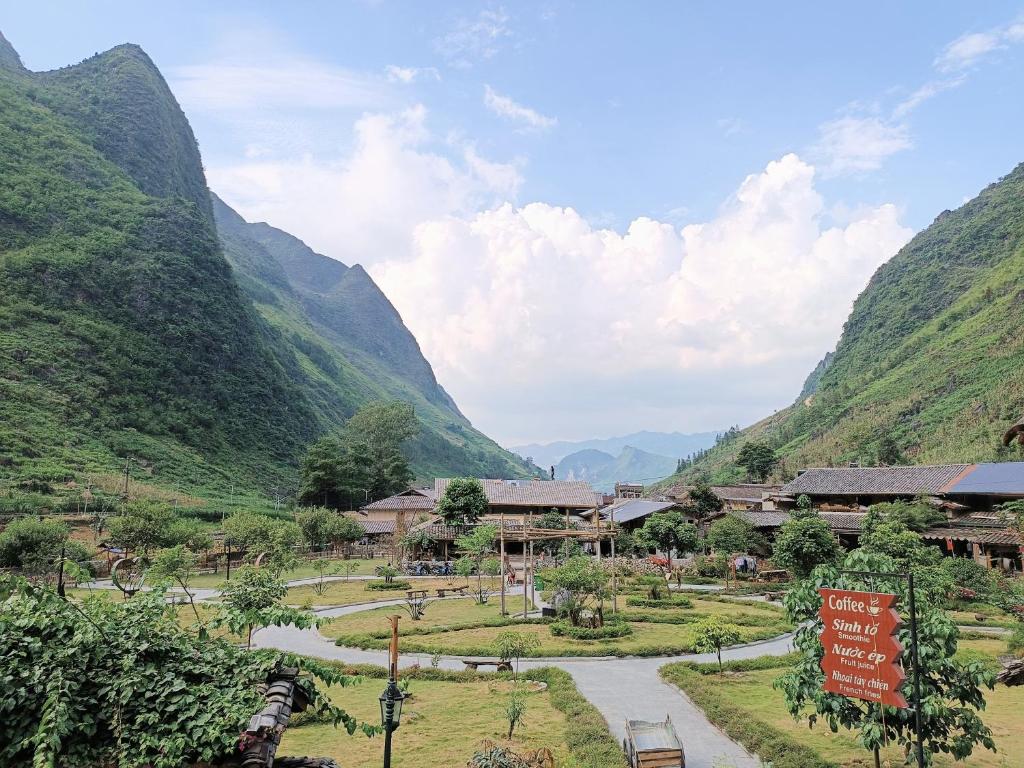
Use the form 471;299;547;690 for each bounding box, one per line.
542;556;609;627
343;400;418;501
107;500;175;554
402;528;437;559
692;616;742;674
222;511;302;571
505;690;527;739
149;545;203;621
494;631;542;680
736;440;778;482
298;437;375;510
437;478;489;526
775;550;996;766
456;525;498;603
635;510;698;558
310;559;342;596
166;517;214;551
0;574;371;768
864;499;945;533
214;566;319;649
341;559;362;580
705;515;760;556
686;480;724;521
0;518;91;579
772;508;841;578
876;433;904;465
295;506;360;551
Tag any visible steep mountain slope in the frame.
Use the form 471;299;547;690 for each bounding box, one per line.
669;163;1024;484
212;195;536;480
0;35;533;499
557;445;678;492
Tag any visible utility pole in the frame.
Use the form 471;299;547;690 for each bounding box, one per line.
610;506;617;614
122;456;131;497
499;509;506;615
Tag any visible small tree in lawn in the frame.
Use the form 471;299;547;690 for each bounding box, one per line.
437;478;489;526
456;524;497;604
692;616;741;674
542;557;609;627
505;690;527;740
495;631;541;681
311;559;342;596
635;510;698;560
149;545;203;622
341;559;361;581
214;566;319;649
775;549;996;767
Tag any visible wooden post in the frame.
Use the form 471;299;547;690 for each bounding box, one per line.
595;508;602;562
610;506;617;614
389;615;400;680
524;509;532;618
500;509;506;615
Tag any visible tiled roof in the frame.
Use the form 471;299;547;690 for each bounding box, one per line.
434;478;597;508
357;519;395;535
663;483;780;504
728;509;791;528
921;527;1022;547
362;488;436;511
781;465;970;496
820;512;868;532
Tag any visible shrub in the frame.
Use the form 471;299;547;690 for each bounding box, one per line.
549;619;632;640
625;595;693;609
940;557;997;598
366;579;412;591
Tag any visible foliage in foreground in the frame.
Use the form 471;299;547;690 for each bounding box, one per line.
0;576;371;768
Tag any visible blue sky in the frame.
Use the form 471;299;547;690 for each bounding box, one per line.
4;3;1024;445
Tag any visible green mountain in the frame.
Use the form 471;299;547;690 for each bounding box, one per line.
557;445;678;492
669;162;1024;485
0;35;533;502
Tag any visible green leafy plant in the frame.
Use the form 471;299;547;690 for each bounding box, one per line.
212;566;321;649
456;525;498;604
494;631;542;679
437;477;489;526
691;615;742;674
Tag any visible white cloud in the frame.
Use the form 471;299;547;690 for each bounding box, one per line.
811;116;911;176
935;18;1024;71
483;85;557;131
434;8;512;67
717;117;745;137
209;105;521;266
369;154;912;442
385;65;440;84
892;76;965;119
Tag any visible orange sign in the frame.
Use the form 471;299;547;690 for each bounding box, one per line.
819;588;907;708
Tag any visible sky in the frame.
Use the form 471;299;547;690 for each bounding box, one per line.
4;2;1024;446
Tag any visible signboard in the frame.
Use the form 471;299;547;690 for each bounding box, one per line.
819;588;907;708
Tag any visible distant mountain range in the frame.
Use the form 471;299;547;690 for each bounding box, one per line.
512;430;721;469
555;446;679;492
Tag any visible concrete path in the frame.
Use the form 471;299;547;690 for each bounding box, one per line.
253;590;793;768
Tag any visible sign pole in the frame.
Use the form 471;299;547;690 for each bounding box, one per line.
907;572;925;768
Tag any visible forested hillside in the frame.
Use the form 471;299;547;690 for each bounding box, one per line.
0;34;533;505
669;163;1024;485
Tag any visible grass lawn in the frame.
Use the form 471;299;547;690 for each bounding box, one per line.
319;596;536;637
279;677;572;767
326;596;792;657
185;558;391;588
662;638;1022;768
287;576;503;608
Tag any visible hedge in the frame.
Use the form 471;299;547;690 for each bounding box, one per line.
660;661;837;768
625;596;694;609
549;619;633;639
366;581;413;593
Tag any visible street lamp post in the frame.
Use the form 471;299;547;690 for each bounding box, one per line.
379;615;405;768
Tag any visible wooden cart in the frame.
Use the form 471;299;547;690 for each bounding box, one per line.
623;716;685;768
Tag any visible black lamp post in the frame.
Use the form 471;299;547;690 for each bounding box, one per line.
379;678;405;768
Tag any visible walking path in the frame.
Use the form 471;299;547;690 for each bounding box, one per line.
253;587;791;768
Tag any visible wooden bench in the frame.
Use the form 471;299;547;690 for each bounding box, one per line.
406;589;429;600
435;585;468;598
462;659;513;672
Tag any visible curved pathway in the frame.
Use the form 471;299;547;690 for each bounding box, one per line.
253;589;794;768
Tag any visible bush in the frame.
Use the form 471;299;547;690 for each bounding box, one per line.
940;557;997;598
366;579;412;591
625;595;693;609
634;574;668;600
693;554;727;578
549;619;633;640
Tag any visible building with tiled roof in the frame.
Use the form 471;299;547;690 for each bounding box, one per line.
661;483;781;511
434;478;598;511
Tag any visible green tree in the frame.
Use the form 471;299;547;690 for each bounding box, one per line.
437;478;489;526
686;480;724;521
494;631;542;680
402;528;437;559
736;440;778;482
0;574;371;768
705;515;760;555
0;518;91;579
692;616;742;674
635;510;699;558
222;511;302;573
214;566;319;649
107;501;175;555
875;433;904;465
166;518;214;552
295;506;344;551
455;525;497;603
298;437;374;510
775;550;996;766
149;545;203;622
864;499;944;533
542;556;609;626
772;508;841;578
343;400;418;501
